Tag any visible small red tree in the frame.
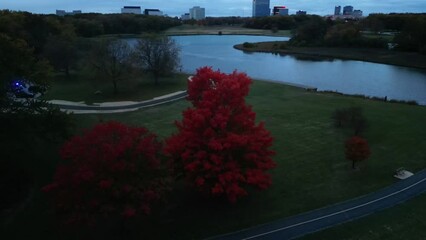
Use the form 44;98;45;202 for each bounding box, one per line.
166;67;276;203
42;122;168;224
345;136;371;169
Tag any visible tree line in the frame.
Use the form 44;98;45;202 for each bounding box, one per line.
0;10;182;212
241;13;426;54
0;10;181;92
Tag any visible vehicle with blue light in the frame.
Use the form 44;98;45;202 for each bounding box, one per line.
9;79;46;98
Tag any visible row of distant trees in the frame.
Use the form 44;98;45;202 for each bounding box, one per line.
0;10;182;96
242;13;426;54
0;10;181;76
91;36;180;94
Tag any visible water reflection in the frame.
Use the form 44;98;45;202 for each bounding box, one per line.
289;55;335;62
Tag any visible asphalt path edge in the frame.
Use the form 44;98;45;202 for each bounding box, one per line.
207;169;426;240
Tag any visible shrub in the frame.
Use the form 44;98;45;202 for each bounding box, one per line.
243;42;256;48
43;122;169;224
332;107;368;136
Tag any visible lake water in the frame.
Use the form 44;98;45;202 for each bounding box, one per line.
130;35;426;105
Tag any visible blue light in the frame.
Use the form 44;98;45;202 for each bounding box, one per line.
15;82;20;86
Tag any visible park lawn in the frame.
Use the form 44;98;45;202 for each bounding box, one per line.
42;73;189;104
3;80;426;239
164;24;292;37
301;193;426;240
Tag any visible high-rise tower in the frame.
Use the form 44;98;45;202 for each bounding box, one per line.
343;6;354;15
252;0;270;17
334;6;341;15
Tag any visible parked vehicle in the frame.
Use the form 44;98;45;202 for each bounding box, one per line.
9;80;46;98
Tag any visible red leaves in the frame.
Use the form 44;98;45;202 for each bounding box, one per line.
43;121;168;224
166;67;276;203
345;136;371;169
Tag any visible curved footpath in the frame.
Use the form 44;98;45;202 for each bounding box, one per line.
48;91;188;114
208;169;426;240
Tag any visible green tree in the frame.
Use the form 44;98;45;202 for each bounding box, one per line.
331;107;368;136
0;33;52;105
43;26;78;77
0;32;73;213
324;23;361;47
133;35;180;85
289;16;328;46
90;39;133;94
394;16;426;54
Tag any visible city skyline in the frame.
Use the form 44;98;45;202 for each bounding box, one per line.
1;0;425;17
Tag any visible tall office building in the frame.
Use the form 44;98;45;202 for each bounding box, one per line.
252;0;270;17
189;6;206;20
121;6;142;14
343;6;353;15
334;6;341;15
353;10;363;17
181;13;190;20
144;9;163;16
273;6;288;16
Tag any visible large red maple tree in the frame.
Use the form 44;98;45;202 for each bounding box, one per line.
42;121;168;224
166;67;276;202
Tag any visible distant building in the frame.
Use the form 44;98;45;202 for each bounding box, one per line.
273;6;288;16
334;6;341;15
181;13;190;20
121;6;142;14
296;10;307;15
56;9;82;16
144;9;163;16
56;10;66;16
353;10;363;17
252;0;270;17
343;5;353;15
189;6;205;20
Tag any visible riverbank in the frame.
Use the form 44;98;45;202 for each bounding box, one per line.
234;41;426;69
164;25;291;37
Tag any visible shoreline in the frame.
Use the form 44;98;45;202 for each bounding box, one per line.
234;42;426;70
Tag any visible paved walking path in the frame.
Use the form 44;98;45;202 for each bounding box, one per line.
48;91;187;114
208;169;426;240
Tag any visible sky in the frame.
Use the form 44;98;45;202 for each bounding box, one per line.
1;0;425;17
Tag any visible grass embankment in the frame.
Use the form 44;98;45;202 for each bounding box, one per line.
164;24;291;37
43;73;189;104
235;41;426;69
302;193;426;240
3;80;426;239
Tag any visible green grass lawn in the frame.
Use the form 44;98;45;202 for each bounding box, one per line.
2;80;426;239
43;73;189;104
301;193;426;240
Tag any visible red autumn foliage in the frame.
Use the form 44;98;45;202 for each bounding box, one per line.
42;122;168;224
345;136;371;169
166;67;276;203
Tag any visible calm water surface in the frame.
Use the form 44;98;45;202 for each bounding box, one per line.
131;35;426;104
